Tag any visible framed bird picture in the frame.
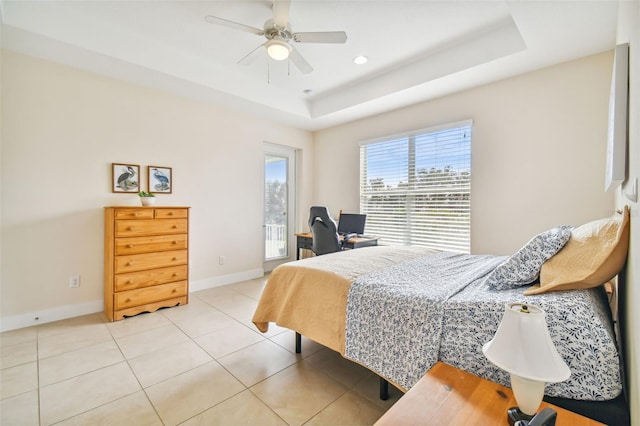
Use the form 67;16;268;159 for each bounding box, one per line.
148;166;172;194
112;163;140;193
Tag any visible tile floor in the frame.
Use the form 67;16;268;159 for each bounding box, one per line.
0;277;402;425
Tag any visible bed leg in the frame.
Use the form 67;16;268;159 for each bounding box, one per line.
295;332;301;353
379;377;389;400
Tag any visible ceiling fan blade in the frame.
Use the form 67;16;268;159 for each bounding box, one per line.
272;0;291;28
204;15;264;36
293;31;347;44
289;46;313;74
238;43;267;65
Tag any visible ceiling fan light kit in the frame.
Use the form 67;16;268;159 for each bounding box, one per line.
266;38;291;60
205;0;347;75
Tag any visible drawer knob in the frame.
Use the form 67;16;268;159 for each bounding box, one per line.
172;241;178;244
168;212;174;216
127;244;134;248
172;225;177;229
127;227;133;231
127;261;134;266
172;273;178;277
172;257;177;261
172;289;177;293
126;280;132;284
125;298;131;302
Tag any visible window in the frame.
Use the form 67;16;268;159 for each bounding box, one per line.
359;121;471;252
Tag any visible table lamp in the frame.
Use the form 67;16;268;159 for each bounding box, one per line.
483;303;571;426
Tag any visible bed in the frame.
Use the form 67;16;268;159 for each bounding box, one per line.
252;208;630;424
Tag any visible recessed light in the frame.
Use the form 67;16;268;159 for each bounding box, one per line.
353;56;368;65
303;89;313;95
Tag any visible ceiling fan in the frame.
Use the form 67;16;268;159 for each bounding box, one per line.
204;0;347;74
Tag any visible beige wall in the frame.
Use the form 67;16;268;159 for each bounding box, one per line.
314;46;639;421
2;27;637;422
616;2;640;424
0;50;313;330
313;52;615;256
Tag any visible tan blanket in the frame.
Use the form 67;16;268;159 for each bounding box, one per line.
252;245;437;354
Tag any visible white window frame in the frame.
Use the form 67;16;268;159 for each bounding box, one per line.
359;120;472;253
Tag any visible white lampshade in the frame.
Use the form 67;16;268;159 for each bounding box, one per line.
483;303;571;417
483;303;570;383
266;38;291;61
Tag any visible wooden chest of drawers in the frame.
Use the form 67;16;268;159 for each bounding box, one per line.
104;206;190;321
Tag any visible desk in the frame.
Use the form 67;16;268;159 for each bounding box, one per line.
295;232;378;260
375;362;602;426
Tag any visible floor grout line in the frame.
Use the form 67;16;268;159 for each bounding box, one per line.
2;278;397;425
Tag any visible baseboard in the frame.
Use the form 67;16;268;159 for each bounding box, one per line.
189;268;264;292
1;268;265;332
0;300;104;332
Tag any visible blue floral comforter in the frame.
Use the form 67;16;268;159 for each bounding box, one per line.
344;252;621;400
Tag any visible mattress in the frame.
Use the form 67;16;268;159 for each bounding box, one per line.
253;246;622;401
344;251;505;391
253;245;436;353
440;278;621;400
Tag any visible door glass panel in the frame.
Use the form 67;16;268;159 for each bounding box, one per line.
264;154;288;260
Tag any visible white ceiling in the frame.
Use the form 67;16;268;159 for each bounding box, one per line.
0;1;620;131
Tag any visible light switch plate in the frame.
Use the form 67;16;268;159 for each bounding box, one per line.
624;177;637;202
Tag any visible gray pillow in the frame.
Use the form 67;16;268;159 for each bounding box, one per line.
485;225;573;290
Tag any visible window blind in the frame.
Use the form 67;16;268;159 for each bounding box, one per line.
359;122;471;253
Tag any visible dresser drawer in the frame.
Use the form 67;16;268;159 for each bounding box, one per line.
115;219;187;237
115;249;187;273
114;296;187;321
114;209;155;220
155;208;188;219
114;281;188;310
115;265;188;292
115;234;188;255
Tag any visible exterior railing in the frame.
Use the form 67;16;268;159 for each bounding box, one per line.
265;224;287;259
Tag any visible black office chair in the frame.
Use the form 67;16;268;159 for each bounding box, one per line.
308;206;342;255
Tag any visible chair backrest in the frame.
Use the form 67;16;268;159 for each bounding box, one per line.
308;206;341;255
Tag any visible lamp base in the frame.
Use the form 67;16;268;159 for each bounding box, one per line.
508;407;557;426
508;407;534;426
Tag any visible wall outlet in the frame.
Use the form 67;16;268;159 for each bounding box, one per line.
219;256;225;265
69;275;80;288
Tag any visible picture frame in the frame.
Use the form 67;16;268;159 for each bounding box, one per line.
604;43;629;192
148;166;172;194
112;163;140;193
